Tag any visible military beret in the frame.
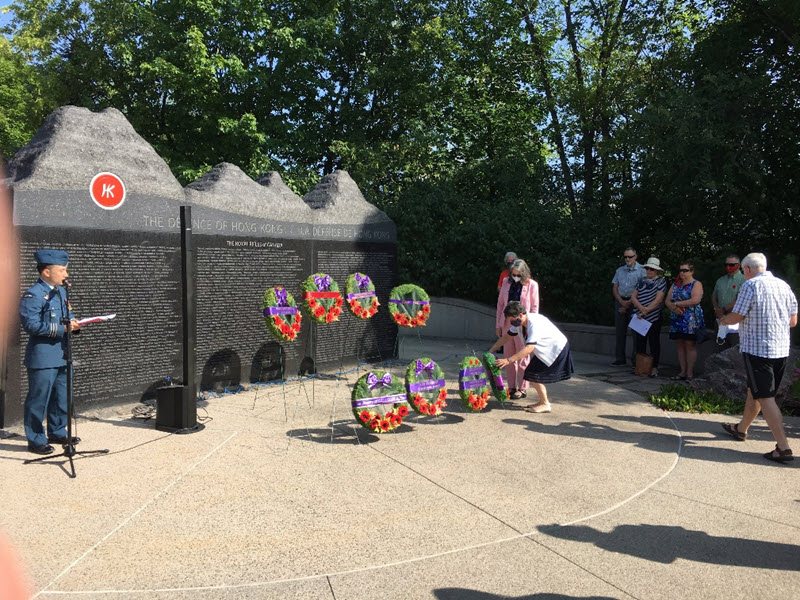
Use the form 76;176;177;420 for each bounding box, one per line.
34;249;69;266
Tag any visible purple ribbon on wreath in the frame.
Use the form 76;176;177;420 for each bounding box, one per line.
314;274;331;291
355;273;371;290
415;360;435;377
367;372;392;390
275;288;288;306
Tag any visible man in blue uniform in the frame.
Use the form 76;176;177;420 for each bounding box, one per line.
20;249;82;454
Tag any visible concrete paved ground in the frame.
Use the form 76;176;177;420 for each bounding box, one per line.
1;337;798;599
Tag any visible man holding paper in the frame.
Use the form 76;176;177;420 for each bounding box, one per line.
19;249;82;454
630;257;667;377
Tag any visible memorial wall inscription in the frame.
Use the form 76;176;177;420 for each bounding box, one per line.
11;230;183;414
2;106;398;425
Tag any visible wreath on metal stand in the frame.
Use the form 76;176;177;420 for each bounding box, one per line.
261;287;302;342
388;283;430;328
302;273;343;323
345;272;379;319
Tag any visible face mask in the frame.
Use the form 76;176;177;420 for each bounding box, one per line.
512;276;521;282
510;318;522;327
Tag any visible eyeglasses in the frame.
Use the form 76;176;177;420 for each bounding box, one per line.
725;263;739;267
679;268;692;273
644;267;656;271
623;255;635;259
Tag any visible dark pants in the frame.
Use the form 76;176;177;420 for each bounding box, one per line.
24;366;68;446
634;319;662;368
614;299;635;363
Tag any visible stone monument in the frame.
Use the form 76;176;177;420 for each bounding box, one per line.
1;106;397;425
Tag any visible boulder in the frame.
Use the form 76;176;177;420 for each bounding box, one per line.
185;163;312;222
693;346;800;413
6;105;184;201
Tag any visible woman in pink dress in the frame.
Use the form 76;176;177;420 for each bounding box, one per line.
496;259;539;399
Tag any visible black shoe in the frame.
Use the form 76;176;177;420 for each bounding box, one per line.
47;435;81;445
28;443;55;455
610;360;626;366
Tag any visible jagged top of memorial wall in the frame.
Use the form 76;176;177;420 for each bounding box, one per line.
303;171;392;225
6;106;185;202
185;162;313;222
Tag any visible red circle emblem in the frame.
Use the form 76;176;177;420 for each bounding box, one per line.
90;172;126;210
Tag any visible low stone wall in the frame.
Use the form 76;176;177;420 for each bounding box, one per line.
403;297;720;372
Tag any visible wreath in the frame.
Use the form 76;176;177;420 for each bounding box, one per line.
482;352;509;403
405;358;447;416
345;272;379;319
457;356;490;412
351;370;410;433
261;287;302;342
388;283;431;328
302;273;343;323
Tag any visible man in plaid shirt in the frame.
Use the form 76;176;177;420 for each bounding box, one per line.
720;253;798;463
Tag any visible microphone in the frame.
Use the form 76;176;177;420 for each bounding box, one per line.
63;279;72;288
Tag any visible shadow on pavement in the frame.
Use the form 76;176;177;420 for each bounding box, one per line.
434;590;618;600
537;523;800;571
501;417;782;465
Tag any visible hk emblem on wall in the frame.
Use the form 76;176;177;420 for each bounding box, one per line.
90;172;126;210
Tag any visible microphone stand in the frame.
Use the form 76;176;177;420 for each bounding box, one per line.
24;279;109;478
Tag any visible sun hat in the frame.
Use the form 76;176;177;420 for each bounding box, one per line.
643;257;663;271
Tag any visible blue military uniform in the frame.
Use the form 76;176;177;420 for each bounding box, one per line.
19;249;76;449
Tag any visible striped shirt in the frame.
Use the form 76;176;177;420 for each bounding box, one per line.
732;271;798;358
633;277;667;323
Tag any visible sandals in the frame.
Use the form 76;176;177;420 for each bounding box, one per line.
721;422;747;441
764;445;794;464
670;375;687;381
510;390;523;400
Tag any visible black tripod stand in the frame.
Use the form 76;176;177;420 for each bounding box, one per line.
24;281;108;478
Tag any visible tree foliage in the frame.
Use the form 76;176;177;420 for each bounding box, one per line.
1;0;798;324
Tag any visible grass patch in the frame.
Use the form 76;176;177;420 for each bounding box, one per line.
649;383;744;415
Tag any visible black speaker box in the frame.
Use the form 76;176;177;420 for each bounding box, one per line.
155;385;197;432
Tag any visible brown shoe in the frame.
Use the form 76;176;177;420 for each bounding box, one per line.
763;445;793;464
722;422;746;441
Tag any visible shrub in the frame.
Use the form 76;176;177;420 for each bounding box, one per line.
649;383;744;415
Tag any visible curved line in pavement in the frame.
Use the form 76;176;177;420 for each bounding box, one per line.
38;411;683;596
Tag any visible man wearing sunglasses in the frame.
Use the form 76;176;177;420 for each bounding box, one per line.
712;255;745;350
611;247;645;366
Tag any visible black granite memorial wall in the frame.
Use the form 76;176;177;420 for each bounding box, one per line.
1;106;397;425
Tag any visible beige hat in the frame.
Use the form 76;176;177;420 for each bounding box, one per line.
643;257;663;271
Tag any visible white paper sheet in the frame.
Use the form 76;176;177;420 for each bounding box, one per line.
77;313;116;325
628;315;652;336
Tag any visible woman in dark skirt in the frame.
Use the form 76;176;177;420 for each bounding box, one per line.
488;301;574;413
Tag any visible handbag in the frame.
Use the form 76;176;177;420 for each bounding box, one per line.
635;353;654;376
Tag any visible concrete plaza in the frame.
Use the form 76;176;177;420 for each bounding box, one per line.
1;338;798;599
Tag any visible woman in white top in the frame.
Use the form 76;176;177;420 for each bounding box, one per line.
488;301;573;413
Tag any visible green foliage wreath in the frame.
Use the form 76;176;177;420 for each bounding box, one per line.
351;370;410;433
